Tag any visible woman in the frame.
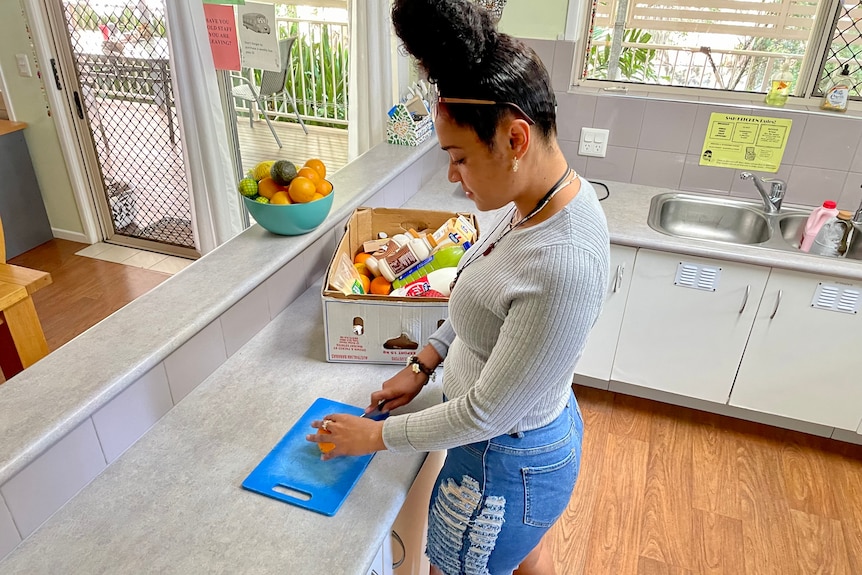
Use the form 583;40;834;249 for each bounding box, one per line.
307;1;610;573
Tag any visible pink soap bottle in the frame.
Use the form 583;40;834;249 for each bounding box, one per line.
800;200;839;252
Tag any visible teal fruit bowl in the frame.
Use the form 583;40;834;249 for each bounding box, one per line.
242;190;334;236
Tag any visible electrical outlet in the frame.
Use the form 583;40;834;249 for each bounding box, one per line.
579;127;609;158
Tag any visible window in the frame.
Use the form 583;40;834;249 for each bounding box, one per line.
581;0;861;100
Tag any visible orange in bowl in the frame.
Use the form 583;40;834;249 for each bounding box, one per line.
297;166;321;185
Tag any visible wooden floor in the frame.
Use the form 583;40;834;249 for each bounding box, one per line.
7;239;170;353
550;385;862;575
236;117;349;177
8;239;862;574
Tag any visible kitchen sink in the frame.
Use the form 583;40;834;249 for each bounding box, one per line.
645;193;862;256
648;194;771;245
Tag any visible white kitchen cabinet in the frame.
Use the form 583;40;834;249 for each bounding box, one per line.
575;245;638;387
393;450;444;575
730;269;862;430
611;249;769;403
367;543;385;575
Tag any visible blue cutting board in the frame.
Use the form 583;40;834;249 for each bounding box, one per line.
242;397;374;516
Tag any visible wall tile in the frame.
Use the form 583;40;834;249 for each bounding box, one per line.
384;172;408;207
520;38;555;74
795;115;862;170
687;104;754;155
638;100;698;154
556;92;596;142
839;172;862;212
164;320;227;403
584;146;637;183
1;420;105;538
551;40;576;93
631;150;686;189
400;161;422;203
729;165;793;200
752;109;808;166
267;254;312;319
91;364;173;463
851;138;862;173
679;154;735;195
558;140;589;176
785;165;848;207
364;189;387;208
593;96;646;148
303;230;337;288
221;284;271;357
0;495;20;561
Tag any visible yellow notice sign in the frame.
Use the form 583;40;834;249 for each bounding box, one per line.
700;113;792;173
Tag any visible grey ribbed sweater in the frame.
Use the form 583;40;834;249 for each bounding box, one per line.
382;178;610;453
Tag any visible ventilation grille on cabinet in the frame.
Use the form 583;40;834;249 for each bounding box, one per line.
811;282;860;314
674;262;721;291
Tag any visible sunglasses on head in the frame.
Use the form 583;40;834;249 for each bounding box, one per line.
433;95;536;126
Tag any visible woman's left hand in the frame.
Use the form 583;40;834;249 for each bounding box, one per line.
306;414;387;461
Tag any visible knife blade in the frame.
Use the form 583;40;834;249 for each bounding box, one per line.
361;400;390;421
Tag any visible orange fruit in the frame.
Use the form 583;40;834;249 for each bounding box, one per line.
354;262;373;279
297;166;321;185
370;276;392;295
354;252;372;265
317;428;335;453
310;193;325;202
304;158;326;179
270;191;291;204
359;274;371;294
257;177;280;200
288;176;317;203
316;179;333;197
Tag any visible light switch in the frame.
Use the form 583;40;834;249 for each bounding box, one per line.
579;127;610;157
15;54;32;78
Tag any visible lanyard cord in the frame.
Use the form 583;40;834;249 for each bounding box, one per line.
450;166;576;291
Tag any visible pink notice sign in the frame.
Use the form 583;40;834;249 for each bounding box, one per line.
204;4;240;71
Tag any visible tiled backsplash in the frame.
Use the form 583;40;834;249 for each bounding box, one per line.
518;36;862;213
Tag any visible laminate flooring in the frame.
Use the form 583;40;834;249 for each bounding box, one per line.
551;385;862;575
8;239;862;574
8;239;170;353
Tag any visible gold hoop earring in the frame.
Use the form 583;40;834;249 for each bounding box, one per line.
512;157;519;172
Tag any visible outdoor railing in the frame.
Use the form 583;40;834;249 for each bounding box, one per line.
594;41;803;93
233;16;349;129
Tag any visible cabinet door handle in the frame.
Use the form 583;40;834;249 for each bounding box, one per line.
613;263;624;293
770;289;783;320
739;284;750;314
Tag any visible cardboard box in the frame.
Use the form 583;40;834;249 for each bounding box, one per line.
322;207;478;364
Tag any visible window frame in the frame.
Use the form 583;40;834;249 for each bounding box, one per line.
569;0;860;110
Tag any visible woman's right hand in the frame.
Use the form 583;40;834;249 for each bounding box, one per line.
368;367;428;414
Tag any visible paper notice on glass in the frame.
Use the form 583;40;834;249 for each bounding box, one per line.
237;2;280;72
204;4;240;71
699;113;792;173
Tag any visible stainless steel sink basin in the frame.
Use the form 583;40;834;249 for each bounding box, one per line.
648;194;771;245
647;192;862;261
777;214;807;249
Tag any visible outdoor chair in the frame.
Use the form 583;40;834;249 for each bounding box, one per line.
231;37;308;148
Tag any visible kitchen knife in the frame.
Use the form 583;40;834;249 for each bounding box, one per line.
361;400;390;421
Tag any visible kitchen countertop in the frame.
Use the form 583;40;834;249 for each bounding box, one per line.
3;140;861;573
0;120;27;136
0;283;442;574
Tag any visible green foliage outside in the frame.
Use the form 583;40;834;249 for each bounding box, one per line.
588;28;661;82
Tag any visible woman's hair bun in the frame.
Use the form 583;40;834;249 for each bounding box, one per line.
392;0;498;84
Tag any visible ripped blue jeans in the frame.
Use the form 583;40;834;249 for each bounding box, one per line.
426;390;584;575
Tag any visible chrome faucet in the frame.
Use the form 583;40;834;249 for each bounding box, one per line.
739;172;786;214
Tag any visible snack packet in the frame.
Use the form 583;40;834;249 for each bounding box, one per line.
330;253;366;295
